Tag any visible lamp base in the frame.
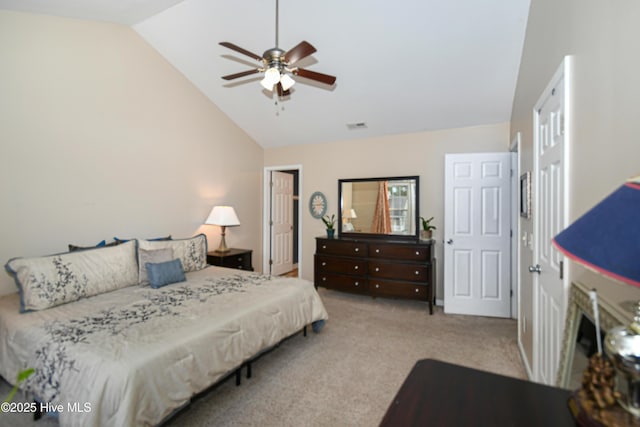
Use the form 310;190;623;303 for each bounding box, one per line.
217;227;231;253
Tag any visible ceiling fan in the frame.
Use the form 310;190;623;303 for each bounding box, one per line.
219;0;336;97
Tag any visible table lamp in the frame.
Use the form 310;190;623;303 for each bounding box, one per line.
205;206;240;253
553;176;640;420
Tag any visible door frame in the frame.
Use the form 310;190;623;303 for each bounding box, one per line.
263;165;303;276
510;134;521;320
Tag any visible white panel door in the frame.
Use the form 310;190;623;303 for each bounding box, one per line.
270;171;293;276
533;60;569;385
444;153;512;317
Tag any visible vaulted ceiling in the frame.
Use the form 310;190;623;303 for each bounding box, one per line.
0;0;531;148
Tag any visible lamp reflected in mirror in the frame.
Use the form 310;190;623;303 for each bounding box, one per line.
342;208;357;232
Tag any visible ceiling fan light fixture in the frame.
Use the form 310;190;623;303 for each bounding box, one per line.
219;0;336;98
280;73;295;91
260;67;281;91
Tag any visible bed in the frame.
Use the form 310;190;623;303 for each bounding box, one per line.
0;237;328;427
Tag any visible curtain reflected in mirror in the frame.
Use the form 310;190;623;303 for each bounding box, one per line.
339;176;418;239
372;181;391;233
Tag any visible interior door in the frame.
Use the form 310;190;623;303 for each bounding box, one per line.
444;153;513;317
532;61;569;385
270;171;294;276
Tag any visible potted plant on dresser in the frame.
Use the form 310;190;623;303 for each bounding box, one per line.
322;214;336;239
420;216;436;240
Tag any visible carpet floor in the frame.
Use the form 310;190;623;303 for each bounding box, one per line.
0;288;526;427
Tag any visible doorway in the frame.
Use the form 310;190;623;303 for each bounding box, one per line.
263;165;302;277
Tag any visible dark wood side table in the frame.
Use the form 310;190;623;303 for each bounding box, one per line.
379;359;574;427
207;248;253;271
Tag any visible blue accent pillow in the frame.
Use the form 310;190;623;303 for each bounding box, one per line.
145;259;186;289
68;240;120;252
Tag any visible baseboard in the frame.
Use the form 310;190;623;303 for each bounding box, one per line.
518;339;534;380
435;298;444;307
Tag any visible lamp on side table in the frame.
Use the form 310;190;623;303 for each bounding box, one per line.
205;206;240;253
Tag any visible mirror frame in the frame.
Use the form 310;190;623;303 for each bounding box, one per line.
338;175;420;241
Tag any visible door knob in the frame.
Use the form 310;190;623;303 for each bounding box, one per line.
446;239;453;245
528;264;542;274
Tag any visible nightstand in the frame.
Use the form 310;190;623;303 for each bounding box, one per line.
207;248;253;271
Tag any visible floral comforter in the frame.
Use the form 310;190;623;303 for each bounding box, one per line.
0;266;328;426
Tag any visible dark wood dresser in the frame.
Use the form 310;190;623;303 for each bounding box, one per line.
314;237;435;314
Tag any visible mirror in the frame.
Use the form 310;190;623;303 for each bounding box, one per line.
339;176;419;240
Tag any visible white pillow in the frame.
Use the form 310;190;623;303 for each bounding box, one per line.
5;241;139;312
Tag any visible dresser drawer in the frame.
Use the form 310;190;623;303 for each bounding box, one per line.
224;256;249;269
316;273;368;294
207;249;253;271
317;239;367;257
370;279;428;300
368;243;430;262
368;261;430;282
316;255;366;275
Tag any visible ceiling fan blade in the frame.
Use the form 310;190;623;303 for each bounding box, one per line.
221;69;261;80
283;41;317;65
219;42;263;62
294;68;337;85
276;82;291;97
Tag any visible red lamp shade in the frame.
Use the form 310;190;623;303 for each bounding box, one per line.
552;178;640;288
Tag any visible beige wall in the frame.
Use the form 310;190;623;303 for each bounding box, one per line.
265;123;510;300
0;11;264;295
511;0;640;372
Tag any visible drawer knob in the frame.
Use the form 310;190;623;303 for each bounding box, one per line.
238;266;243;269
355;282;359;287
322;245;327;249
355;248;359;252
415;271;420;275
354;266;359;270
415;288;420;293
375;284;380;288
322;262;327;266
375;249;380;253
322;277;326;281
237;257;243;261
415;251;420;256
375;267;380;272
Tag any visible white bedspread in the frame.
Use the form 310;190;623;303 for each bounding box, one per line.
0;266;328;426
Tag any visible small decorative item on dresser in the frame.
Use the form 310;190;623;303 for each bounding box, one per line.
322;214;336;239
420;216;436;240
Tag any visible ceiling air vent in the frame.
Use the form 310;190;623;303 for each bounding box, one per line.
346;122;367;130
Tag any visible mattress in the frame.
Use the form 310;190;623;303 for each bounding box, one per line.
0;266;328;426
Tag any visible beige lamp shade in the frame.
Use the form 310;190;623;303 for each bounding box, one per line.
205;206;240;227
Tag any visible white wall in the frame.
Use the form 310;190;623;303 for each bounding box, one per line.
265;123;510;301
511;0;640;372
0;11;264;295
